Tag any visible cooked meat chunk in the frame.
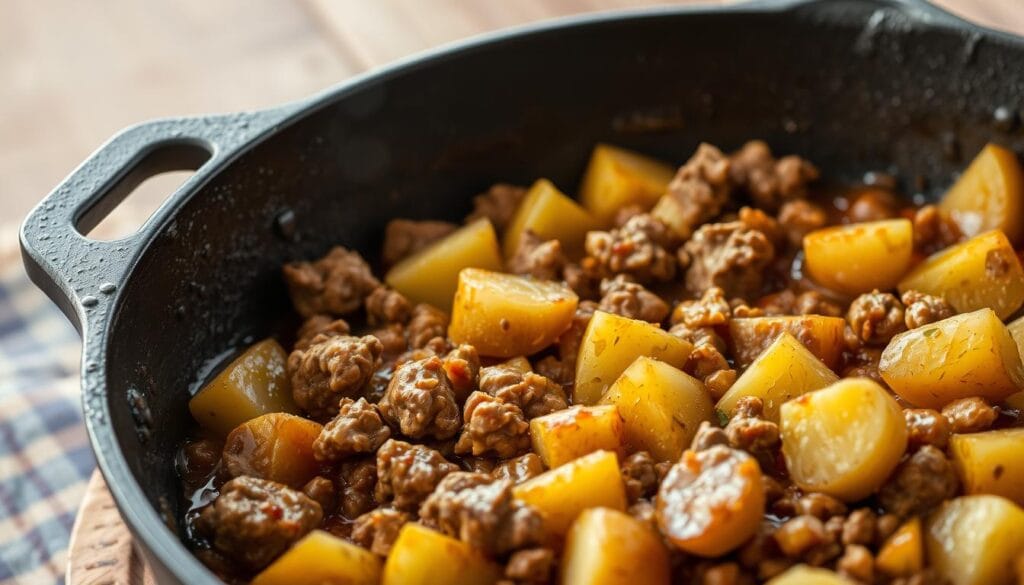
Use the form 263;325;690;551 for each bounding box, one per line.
466;183;529;231
613;204;646;227
313;397;391;462
351;508;410;556
837;544;874;583
197;476;322;571
729;140;819;210
379;356;461;440
442;344;481;400
912;204;962;255
901;290;956;329
419;472;544;556
683;221;775;299
942;397;998;434
455;391;531;458
584;214;677;283
773;515;832;560
369;323;408;361
289;335;383;420
739;206;784;247
504;548;556;584
365;286;412;327
777;199;827;247
660;143;733;237
879;446;959;517
283;246;380;317
375;439;457;511
492;453;545;484
841;508;876;546
793;493;847;521
792;291;843;318
406;303;449;350
532;301;597;385
336;458;378;519
690;421;729;451
847;291;907;345
725;397;780;453
300;476;335;513
686;341;737;400
294;315;351;351
479;365;568;419
382;219;457;267
597;275;669;323
672;287;731;328
507;231;567;281
904;408;951;449
621;451;668;503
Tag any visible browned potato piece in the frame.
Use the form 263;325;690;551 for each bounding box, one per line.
950;429;1024;506
561;507;670;585
876;518;924;578
530;405;624;468
579;143;676;224
879;308;1024;408
898;230;1024;319
449;268;578;358
926;495;1024;585
766;566;855;585
222;413;322;488
940;143;1024;245
503;178;599;259
383;523;501;585
252;530;382;585
728;315;846;370
803;219;914;295
189;339;296;436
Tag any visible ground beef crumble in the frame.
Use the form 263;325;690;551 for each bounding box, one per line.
294;315;351;351
455;392;531;458
283;246;380;317
365;286;412;327
941;397;997;434
466;184;528;231
350;508;410;556
382;219;457;267
658;143;733;238
597;275;669;323
507;230;567;282
878;446;959;517
313;397;391;462
846;291;907;345
901;290;956;329
683;221;775;299
379;355;461;440
288;335;383;420
374;439;457;512
583;214;677;283
729;140;819;211
407;303;449;350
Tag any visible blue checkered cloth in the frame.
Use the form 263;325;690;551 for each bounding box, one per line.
0;228;92;585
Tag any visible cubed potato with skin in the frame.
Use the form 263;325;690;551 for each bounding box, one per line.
926;495;1024;585
876;518;924;578
513;450;626;537
530;405;624;468
728;315;846;370
717;332;839;423
448;268;578;358
951;428;1024;506
598;357;714;462
780;378;907;502
879;308;1024;409
940;143;1024;245
579;143;676;224
383;523;501;585
385;218;503;311
898;229;1024;319
252;530;382;585
803;219;914;295
766;566;855;585
573;311;693;405
189;339;296;436
222;413;322;488
503;179;599;259
561;507;670;585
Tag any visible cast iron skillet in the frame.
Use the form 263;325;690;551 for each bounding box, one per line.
19;0;1024;582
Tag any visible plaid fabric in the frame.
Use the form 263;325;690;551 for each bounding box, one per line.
0;225;92;585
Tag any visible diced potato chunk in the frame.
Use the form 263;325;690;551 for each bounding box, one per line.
876;518;923;578
252;530;381;585
879;308;1024;409
951;428;1024;506
766;566;855;585
574;311;693;405
926;495;1024;585
222;413;322;488
561;507;670;585
530;405;624;468
383;523;501;585
717;332;839;423
579;143;675;224
780;378;907;502
898;230;1024;319
1009;314;1024;356
449;268;578;358
940;143;1024;245
599;357;714;461
728;315;845;370
385;218;502;310
189;339;295;436
513;450;626;536
503;179;599;259
803;219;914;295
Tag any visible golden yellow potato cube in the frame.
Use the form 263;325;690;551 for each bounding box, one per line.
503;178;599;259
579;143;675;224
717;332;839;423
385;218;502;310
561;507;670;585
252;530;381;585
383;523;501;585
766;566;855;585
879;308;1024;409
876;518;924;578
513;450;627;536
803;219;914;295
898;230;1024;319
530;405;624;468
728;315;846;370
574;311;692;405
189;339;296;436
222;413;322;488
599;357;714;461
780;378;907;502
449;268;578;358
951;428;1024;506
940;143;1024;245
927;495;1024;585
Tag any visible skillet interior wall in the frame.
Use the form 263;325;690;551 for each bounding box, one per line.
102;0;1024;539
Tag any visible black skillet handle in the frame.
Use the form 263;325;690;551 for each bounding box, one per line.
19;107;296;333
